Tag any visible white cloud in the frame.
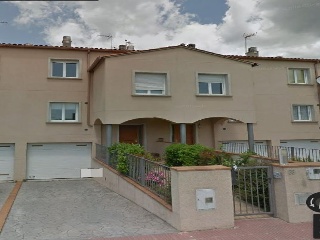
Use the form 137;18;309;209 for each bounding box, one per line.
8;0;320;58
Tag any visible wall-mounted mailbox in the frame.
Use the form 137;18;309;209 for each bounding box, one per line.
306;168;320;180
196;189;215;210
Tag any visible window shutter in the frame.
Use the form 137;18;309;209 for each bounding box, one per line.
198;74;226;83
135;73;166;91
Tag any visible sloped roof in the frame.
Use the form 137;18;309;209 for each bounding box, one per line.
88;45;258;72
0;43;131;53
226;55;320;63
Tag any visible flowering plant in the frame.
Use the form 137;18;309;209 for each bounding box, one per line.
145;170;167;186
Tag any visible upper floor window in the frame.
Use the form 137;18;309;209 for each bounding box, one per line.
50;60;79;78
134;72;167;95
197;74;228;95
288;68;310;84
292;105;314;121
49;102;80;122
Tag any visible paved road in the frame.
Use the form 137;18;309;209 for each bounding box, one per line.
95;218;313;240
0;180;176;240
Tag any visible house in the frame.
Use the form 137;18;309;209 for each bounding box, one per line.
1;38;320;181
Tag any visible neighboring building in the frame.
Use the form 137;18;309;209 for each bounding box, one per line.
1;39;320;181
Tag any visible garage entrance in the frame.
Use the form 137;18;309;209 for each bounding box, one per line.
27;143;91;179
0;144;14;181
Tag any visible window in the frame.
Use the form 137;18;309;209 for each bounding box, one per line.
197;74;228;95
292;105;314;121
134;72;167;95
288;69;310;84
50;60;79;78
49;103;79;122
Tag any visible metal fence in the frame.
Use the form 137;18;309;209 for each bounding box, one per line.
96;143;107;163
232;166;273;216
126;154;171;203
95;144;171;204
222;142;320;162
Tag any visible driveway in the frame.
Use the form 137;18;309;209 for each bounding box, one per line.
0;179;177;240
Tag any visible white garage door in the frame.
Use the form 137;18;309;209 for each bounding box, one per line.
27;143;91;180
0;144;14;181
280;140;320;161
280;140;320;150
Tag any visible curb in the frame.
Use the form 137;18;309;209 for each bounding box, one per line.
0;181;22;232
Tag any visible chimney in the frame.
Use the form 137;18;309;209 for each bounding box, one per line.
62;36;72;47
246;47;259;57
187;43;196;48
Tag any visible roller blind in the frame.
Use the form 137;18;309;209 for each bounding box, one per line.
135;73;166;91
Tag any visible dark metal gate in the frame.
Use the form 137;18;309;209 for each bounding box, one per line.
232;166;274;216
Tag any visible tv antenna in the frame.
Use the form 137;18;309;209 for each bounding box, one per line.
98;34;113;49
243;32;257;54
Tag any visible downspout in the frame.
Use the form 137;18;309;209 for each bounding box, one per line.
314;61;320;107
87;50;93;127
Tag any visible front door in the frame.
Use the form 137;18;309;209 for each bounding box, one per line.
119;125;142;145
172;124;195;145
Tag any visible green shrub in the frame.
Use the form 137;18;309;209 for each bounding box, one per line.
165;144;210;166
108;143;145;174
197;149;216;165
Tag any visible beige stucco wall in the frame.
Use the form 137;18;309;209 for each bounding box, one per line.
92;49;320;152
214;60;320;146
171;166;234;231
3;45;320;180
273;163;320;223
92;48;256;125
92;159;234;231
0;47;111;180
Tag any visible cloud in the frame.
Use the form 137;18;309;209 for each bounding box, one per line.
8;0;320;58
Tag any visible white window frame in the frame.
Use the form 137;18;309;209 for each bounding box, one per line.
288;68;310;84
133;71;169;96
49;59;80;78
48;102;80;123
292;105;314;122
196;73;229;96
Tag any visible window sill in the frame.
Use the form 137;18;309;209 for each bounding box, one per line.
47;77;82;80
46;121;82;124
131;94;171;97
291;121;318;123
287;83;314;86
196;94;232;97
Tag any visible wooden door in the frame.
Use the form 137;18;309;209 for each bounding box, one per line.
119;125;141;144
172;124;195;145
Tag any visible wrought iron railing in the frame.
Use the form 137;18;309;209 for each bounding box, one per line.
232;166;273;216
221;142;320;162
95;143;107;163
95;144;171;204
127;154;171;203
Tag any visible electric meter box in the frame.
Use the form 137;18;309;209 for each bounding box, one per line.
306;167;320;180
196;189;215;210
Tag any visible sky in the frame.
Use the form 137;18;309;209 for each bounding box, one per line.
0;0;319;58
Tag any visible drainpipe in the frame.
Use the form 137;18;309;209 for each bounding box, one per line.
314;61;320;106
87;50;93;127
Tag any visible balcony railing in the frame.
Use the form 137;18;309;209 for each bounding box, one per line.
221;142;320;162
